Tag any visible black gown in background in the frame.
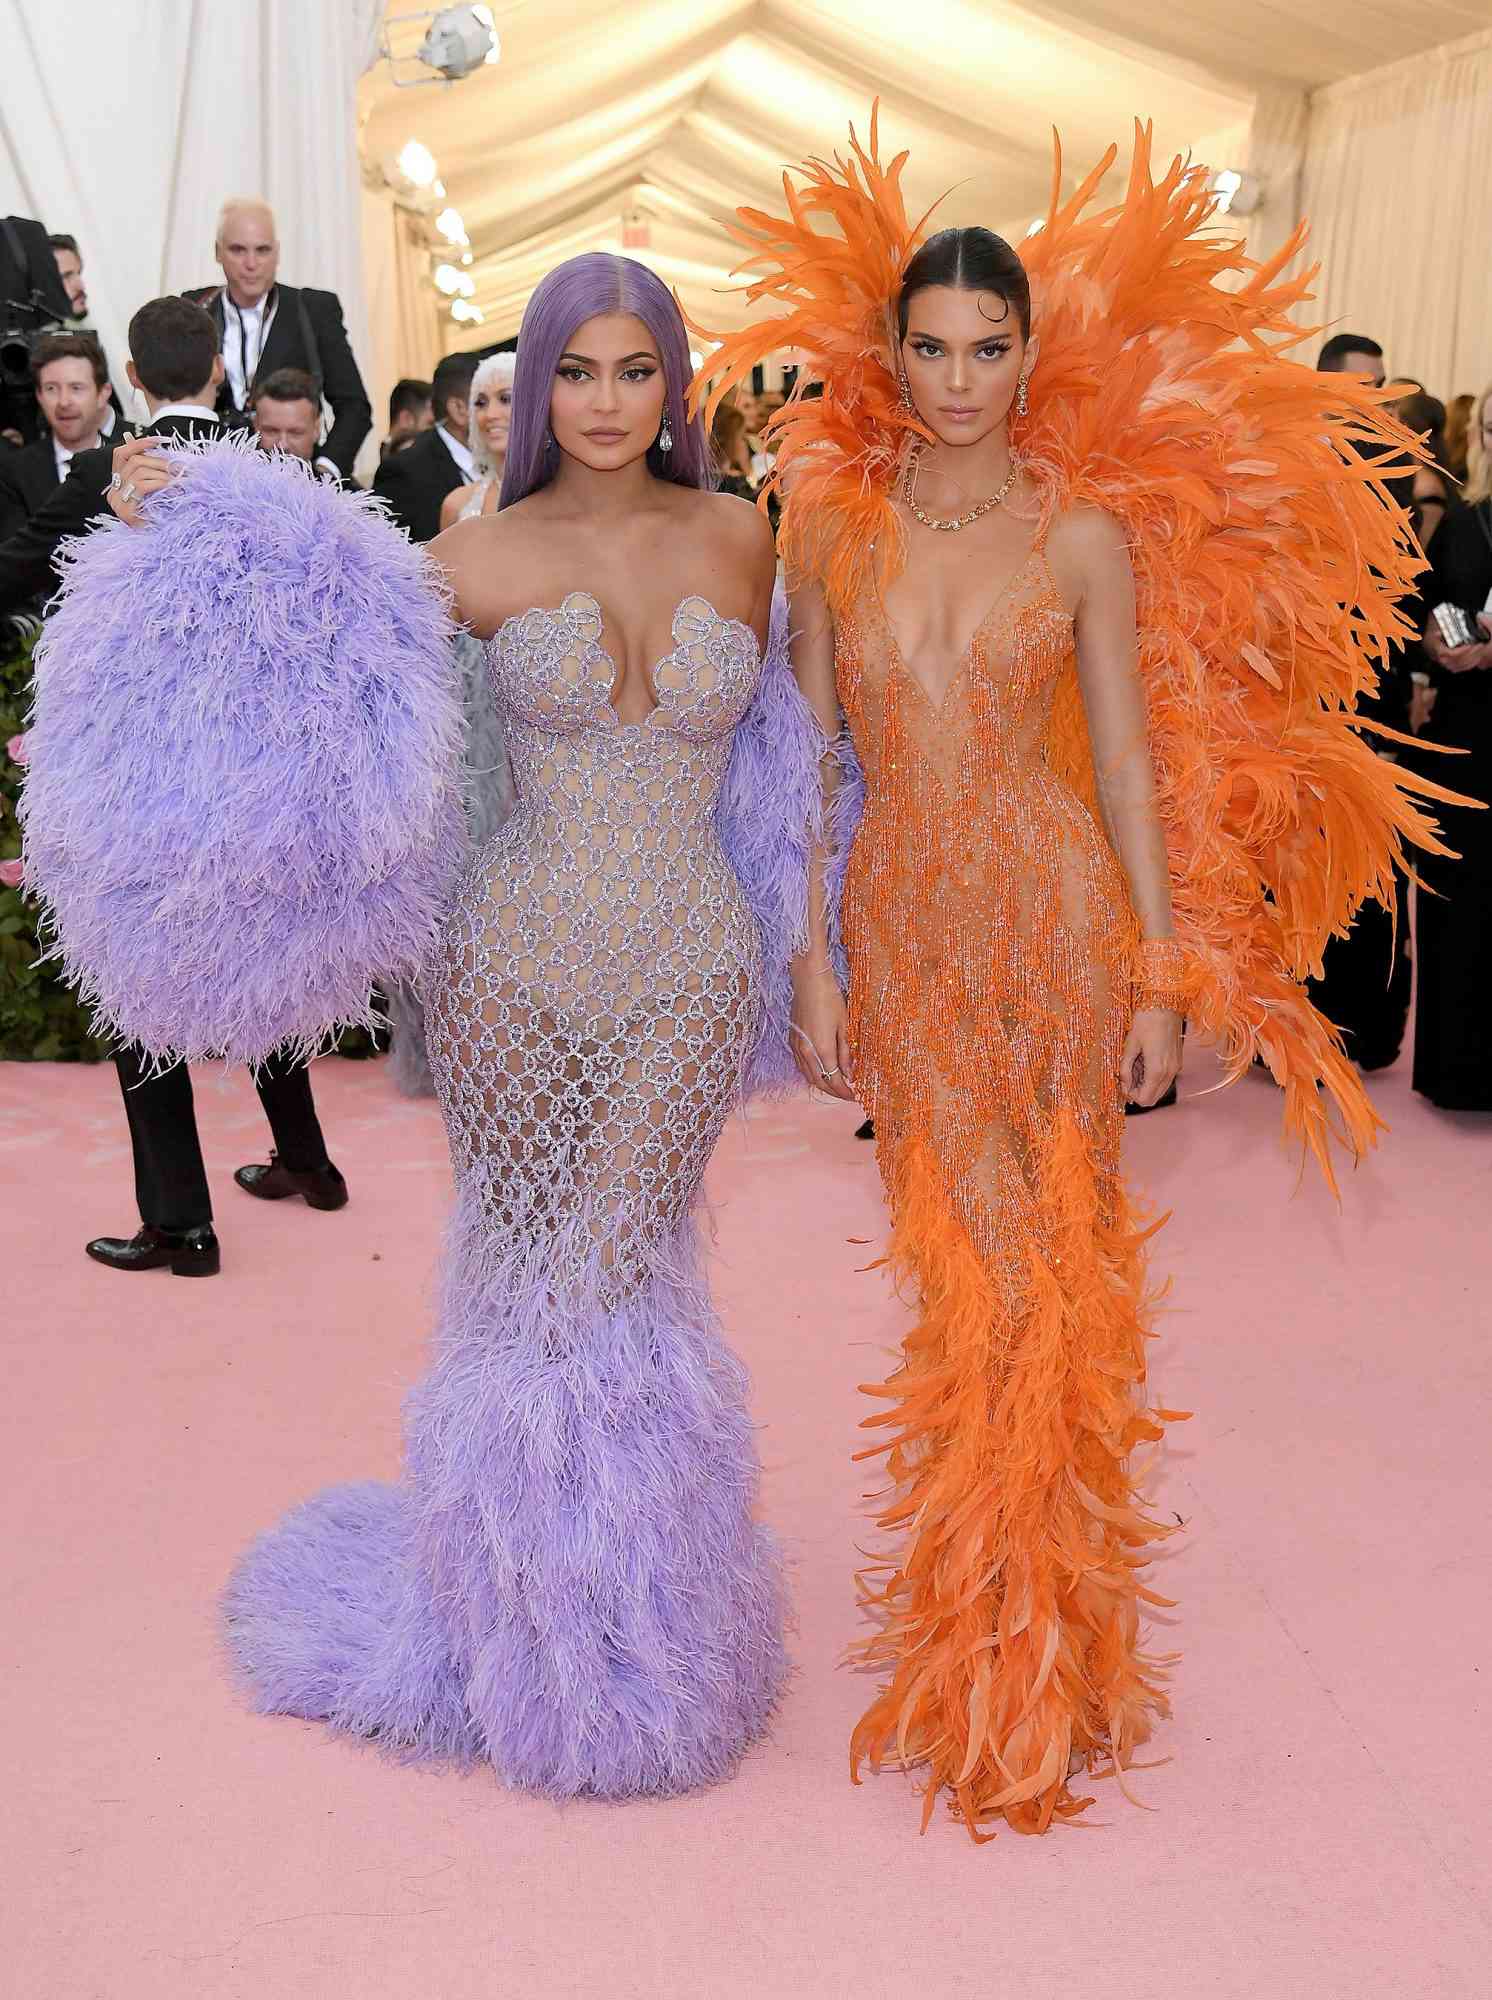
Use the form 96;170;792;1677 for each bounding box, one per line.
1414;498;1492;1110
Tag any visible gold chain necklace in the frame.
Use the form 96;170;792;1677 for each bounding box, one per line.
902;446;1020;533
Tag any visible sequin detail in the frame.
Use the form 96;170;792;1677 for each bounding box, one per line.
425;592;765;1302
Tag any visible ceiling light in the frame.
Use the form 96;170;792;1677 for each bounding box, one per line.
1210;169;1263;217
396;139;438;188
1025;218;1045;239
433;262;462;294
435;207;469;246
460;250;473;265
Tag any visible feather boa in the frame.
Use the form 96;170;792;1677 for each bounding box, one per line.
20;437;465;1068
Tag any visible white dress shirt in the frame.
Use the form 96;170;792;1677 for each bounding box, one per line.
436;424;476;481
220;289;278;410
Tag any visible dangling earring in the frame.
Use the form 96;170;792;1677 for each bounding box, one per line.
898;369;914;412
1015;374;1029;418
658;413;674;453
544;426;555;450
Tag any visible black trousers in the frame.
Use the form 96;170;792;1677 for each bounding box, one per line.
1307;868;1412;1073
114;1045;332;1231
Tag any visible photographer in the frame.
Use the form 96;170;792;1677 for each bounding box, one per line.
1;213;73;446
185;198;371;480
0;334;115;548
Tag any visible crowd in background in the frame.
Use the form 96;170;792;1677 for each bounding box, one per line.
1;210;1488;1122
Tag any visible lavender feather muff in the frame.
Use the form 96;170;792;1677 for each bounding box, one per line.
718;584;826;1097
19;438;464;1066
223;1192;787;1797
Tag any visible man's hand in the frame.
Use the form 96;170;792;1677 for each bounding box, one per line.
106;434;177;526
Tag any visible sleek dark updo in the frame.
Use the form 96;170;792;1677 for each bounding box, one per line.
896;227;1031;341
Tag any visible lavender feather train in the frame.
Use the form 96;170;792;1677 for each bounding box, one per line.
225;584;815;1797
19;439;466;1068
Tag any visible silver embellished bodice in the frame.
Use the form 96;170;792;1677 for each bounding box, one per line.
425;592;764;1292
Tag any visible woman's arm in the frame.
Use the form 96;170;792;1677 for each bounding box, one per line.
439;480;479;534
785;565;855;1100
1053;506;1183;1106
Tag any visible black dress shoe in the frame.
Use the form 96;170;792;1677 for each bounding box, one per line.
1125;1081;1178;1117
234;1153;348;1210
86;1225;220;1277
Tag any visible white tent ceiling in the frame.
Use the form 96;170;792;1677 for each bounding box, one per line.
357;0;1490;348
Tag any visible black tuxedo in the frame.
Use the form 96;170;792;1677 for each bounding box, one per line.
185;281;372;479
371;424;467;544
0;409;217;615
0;435;61;541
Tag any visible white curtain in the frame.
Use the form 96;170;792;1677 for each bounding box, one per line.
0;0;382;428
1299;27;1492;398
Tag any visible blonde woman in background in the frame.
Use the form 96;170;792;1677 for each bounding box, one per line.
390;351;517;1094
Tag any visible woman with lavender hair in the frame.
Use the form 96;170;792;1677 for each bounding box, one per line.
78;253;806;1799
387;349;517;1096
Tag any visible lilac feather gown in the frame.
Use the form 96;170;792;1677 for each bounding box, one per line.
224;588;795;1798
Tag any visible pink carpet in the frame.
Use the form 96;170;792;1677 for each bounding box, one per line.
4;1045;1488;1998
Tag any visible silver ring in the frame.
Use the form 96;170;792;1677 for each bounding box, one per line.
119;480;138;505
108;471;123;492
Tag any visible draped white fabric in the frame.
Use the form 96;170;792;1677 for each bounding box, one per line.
1299;28;1492;395
0;0;382;428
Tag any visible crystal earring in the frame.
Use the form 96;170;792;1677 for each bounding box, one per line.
544;426;555;450
1016;374;1029;418
898;370;914;412
658;413;674;453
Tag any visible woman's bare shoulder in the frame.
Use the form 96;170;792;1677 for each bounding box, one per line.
429;506;549;636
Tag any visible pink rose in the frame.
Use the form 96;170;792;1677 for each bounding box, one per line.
0;857;23;890
4;732;27;767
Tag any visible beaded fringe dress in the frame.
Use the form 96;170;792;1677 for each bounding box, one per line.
695;110;1460;1837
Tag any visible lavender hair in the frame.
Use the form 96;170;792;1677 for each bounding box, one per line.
499;253;715;508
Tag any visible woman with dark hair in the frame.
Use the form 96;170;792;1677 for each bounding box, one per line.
701;116;1449;1838
710;386;757;498
96;252;797;1799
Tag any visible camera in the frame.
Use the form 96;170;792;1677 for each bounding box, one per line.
1;213;74;439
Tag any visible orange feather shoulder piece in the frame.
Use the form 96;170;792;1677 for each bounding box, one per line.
689;110;1466;1188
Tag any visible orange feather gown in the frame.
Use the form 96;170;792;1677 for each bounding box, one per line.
692;111;1462;1839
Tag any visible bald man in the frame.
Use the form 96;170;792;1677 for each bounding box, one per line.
184;198;371;478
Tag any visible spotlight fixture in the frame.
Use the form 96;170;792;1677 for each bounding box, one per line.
1024;218;1045;239
1210;169;1264;217
435;207;470;246
393;139;438;191
433;262;463;295
377;6;499;88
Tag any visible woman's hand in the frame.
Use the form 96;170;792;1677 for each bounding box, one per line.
789;961;856;1102
105;433;177;526
1423;612;1492;675
1121;1006;1182;1108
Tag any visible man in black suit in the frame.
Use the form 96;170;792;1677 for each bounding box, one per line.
184;198;371;481
10;296;349;1275
250;366;358;488
372;350;478;542
0;335;116;601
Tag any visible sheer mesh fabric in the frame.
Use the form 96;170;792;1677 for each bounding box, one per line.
838;531;1136;1284
426;593;763;1301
